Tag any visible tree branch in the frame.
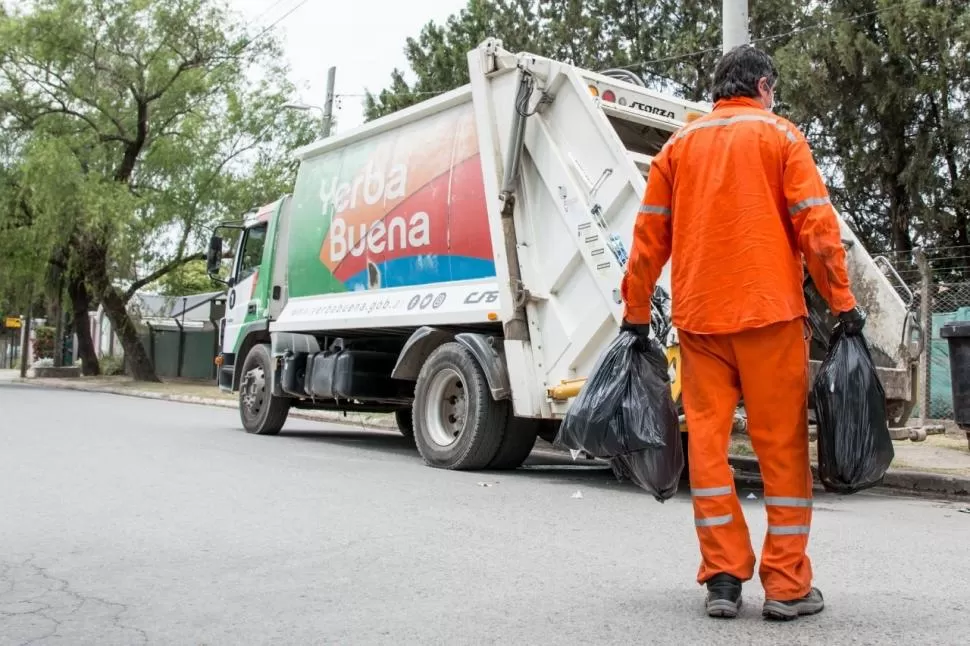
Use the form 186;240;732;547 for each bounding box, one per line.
123;252;206;302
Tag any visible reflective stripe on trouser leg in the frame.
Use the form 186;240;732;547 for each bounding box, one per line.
681;330;756;584
730;318;815;601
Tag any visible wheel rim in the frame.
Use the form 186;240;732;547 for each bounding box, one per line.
241;365;266;419
425;368;466;447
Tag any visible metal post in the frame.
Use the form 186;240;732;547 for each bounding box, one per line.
177;297;187;378
19;313;31;379
916;249;932;425
722;0;750;54
321;66;336;138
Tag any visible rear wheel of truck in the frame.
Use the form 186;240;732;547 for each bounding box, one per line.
394;407;414;439
487;415;539;470
413;342;506;470
239;343;290;435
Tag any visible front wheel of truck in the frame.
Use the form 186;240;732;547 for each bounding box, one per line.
239;343;290;435
413;342;506;470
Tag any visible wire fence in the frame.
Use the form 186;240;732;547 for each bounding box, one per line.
882;248;970;420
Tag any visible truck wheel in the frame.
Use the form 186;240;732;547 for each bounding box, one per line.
487;415;538;470
395;407;414;439
413;342;506;470
239;343;290;435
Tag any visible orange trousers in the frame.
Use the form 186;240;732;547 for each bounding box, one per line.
680;318;814;601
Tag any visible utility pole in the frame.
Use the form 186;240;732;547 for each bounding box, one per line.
321;66;336;138
916;248;932;426
722;0;750;54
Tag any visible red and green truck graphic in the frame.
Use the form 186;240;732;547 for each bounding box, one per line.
285;101;496;299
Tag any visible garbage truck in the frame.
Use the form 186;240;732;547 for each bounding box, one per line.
205;39;924;471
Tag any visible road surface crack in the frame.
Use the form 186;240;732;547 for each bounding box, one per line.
0;556;149;645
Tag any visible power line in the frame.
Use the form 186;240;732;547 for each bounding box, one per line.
620;0;921;71
246;0;310;50
251;0;293;25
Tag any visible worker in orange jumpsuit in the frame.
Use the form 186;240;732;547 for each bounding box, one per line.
620;45;866;621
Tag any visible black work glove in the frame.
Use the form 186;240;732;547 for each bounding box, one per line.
621;319;652;350
838;306;867;336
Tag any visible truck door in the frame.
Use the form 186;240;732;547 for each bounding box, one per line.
223;223;267;357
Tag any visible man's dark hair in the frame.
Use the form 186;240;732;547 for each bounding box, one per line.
711;45;778;102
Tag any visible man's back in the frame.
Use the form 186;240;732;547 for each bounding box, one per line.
662;97;807;335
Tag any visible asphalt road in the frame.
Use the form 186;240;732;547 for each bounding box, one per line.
2;386;968;645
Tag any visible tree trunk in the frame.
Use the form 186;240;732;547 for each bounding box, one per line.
82;239;160;382
67;274;100;376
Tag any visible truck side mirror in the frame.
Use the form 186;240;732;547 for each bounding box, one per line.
206;235;223;276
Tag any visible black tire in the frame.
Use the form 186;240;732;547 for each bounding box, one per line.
239;343;290;435
395;407;414;439
487;414;539;470
413;342;506;470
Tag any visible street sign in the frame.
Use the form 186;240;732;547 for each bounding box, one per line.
3;317;22;329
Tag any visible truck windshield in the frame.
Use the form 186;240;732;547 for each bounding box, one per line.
237;224;267;282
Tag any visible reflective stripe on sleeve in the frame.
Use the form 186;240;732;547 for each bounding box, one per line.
767;525;811;536
692;486;733;497
695;514;733;528
788;196;830;216
639;204;671;217
764;497;813;508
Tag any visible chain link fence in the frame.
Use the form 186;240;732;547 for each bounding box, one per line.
884;248;970;420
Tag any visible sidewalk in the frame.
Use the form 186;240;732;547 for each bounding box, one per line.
9;374;970;497
6;374;399;430
730;433;970;498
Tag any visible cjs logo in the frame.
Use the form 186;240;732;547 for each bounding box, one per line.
464;290;499;304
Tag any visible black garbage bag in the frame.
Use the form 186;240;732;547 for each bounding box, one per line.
553;330;683;501
812;327;895;494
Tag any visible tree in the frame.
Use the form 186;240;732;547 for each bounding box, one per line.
0;0;315;380
774;1;970;261
365;0;547;120
364;0;806;119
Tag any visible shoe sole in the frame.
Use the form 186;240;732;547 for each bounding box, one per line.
707;598;742;619
762;598;824;621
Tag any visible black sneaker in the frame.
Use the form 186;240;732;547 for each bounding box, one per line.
705;573;743;618
762;587;825;621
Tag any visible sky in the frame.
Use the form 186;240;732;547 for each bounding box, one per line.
230;0;470;133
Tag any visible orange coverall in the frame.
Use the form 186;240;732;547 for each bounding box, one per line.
621;96;856;601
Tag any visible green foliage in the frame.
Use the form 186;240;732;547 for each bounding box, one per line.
364;0;805;119
155;259;222;296
31;325;55;359
0;0;317;379
99;353;126;376
775;0;970;260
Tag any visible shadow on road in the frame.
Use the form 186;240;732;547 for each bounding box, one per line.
265;422;772;501
278;427;419;458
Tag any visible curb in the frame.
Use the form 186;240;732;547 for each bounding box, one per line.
729;456;970;499
4;378;400;431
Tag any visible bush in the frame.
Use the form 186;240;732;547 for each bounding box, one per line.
100;354;126;376
32;326;56;360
